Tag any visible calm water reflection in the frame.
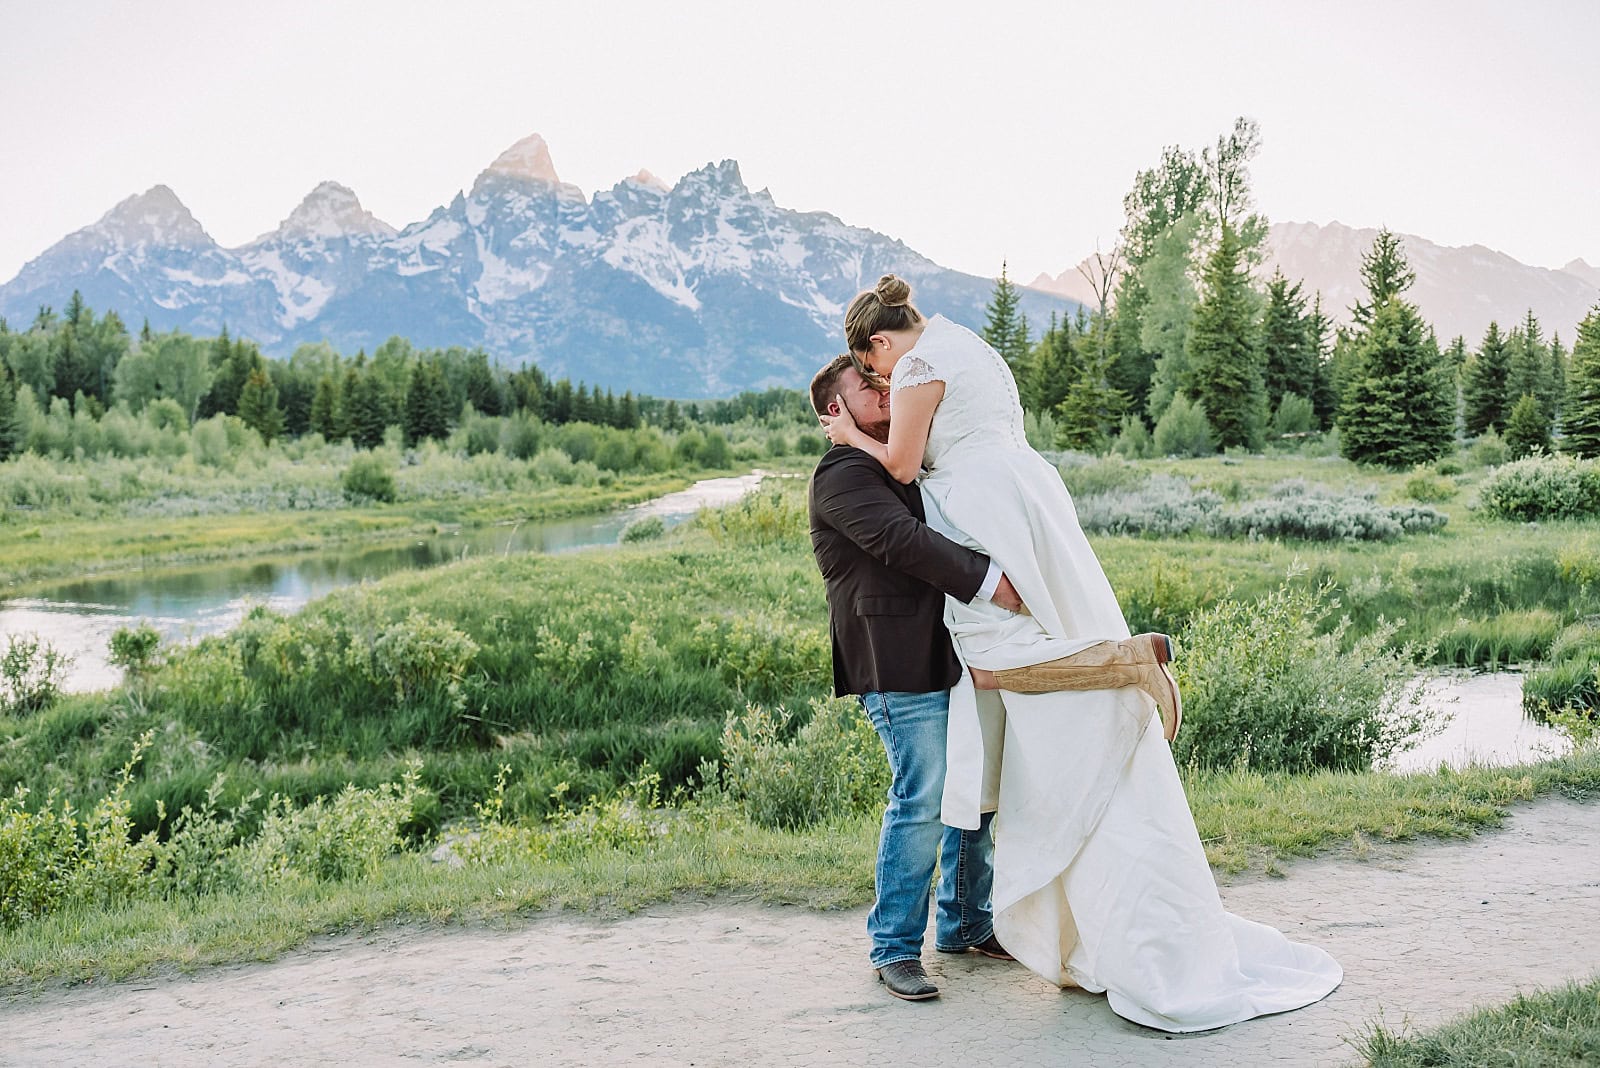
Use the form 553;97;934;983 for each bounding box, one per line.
1388;671;1572;772
3;473;769;693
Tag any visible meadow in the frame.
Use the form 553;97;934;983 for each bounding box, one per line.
3;428;1600;991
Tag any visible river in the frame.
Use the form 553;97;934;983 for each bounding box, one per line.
2;472;768;693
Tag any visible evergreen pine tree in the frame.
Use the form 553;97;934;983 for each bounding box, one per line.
464;351;503;416
1186;225;1266;449
404;361;452;444
347;372;390;449
1338;297;1454;466
1026;317;1077;414
236;367;284;443
1054;351;1126;453
619;391;639;429
1261;270;1313;412
981;262;1030;373
1506;309;1553;420
1462;321;1512;436
310;375;340;440
1307;294;1338;429
1504;393;1552;459
1548;331;1567;425
1561;306;1600;457
0;364;15;462
1350;228;1416;330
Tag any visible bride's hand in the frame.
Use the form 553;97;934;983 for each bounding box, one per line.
820;396;861;446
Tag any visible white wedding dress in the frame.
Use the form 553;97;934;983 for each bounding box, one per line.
895;315;1342;1032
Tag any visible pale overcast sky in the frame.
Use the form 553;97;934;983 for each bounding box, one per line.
2;0;1596;286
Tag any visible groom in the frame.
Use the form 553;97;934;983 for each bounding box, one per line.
807;354;1018;1002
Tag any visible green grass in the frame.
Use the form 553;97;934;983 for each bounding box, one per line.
1357;975;1600;1066
3;746;1595;989
0;473;696;592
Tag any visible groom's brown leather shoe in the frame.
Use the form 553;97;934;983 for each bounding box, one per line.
877;959;940;1000
939;935;1016;961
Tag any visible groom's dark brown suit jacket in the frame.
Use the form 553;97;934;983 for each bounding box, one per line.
809;444;991;697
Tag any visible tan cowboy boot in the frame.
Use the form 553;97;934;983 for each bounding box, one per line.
986;634;1183;742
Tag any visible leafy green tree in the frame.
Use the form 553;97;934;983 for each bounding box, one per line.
1197;117;1268;262
1503;393;1552;459
1139;215;1205;422
236;367;284;443
1151;393;1216;457
1462;321;1512;436
1561;306;1600;457
112;331;212;423
1186;226;1266;450
982;262;1031;373
1338;297;1454;466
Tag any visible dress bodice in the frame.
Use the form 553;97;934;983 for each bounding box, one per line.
890;315;1030;470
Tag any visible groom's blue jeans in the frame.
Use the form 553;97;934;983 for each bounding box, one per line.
859;689;997;968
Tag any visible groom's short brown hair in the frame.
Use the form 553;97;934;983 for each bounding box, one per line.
809;354;858;417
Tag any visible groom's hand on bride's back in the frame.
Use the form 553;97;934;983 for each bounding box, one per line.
992;574;1026;614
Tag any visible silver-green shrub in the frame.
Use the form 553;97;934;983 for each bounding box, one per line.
1477;453;1600;521
1075;476;1221;537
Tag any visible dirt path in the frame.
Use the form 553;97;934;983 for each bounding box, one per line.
3;796;1597;1067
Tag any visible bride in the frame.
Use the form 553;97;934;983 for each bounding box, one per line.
821;275;1341;1032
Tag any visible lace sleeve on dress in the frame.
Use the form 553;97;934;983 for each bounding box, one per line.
891;354;943;392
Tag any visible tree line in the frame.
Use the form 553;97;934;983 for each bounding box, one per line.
978;117;1600;467
0;304;818;464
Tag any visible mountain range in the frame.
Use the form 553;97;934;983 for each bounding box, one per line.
0;135;1076;398
1030;223;1599;346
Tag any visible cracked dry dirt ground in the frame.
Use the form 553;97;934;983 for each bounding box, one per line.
3;796;1597;1067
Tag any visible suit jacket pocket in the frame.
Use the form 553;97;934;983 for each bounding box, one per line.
855;595;918;617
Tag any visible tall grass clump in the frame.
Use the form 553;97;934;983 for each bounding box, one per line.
1523;622;1600;719
1433;608;1561;668
1477;453;1600;521
704;697;889;830
0;634;71;716
1173;578;1437;773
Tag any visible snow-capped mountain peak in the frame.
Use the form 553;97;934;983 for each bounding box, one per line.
98;185;211;247
262;181;397;243
481;133;563;185
628;169;671;194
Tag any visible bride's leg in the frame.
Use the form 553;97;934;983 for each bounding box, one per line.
986;635;1182;741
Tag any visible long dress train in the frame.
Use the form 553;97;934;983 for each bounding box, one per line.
894;314;1341;1032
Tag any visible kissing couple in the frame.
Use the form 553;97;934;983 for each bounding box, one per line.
806;275;1342;1031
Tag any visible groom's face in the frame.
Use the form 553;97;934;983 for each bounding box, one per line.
834;367;892;443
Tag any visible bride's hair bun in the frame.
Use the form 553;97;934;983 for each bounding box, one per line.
874;275;912;307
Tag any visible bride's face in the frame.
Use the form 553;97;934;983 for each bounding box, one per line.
859;331;914;379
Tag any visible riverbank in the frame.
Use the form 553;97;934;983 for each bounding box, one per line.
5;794;1595;1067
0;472;704;593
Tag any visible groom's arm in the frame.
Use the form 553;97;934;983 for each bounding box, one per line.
813;452;994;604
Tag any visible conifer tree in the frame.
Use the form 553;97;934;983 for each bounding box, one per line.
1306;294;1337;428
1548;331;1567;421
1462;321;1512;436
236;367;284;443
1054;350;1126;452
1350;229;1416;331
0;363;15;461
1338;297;1454;466
1025;316;1077;414
310;375;340;440
1504;393;1552;459
403;361;451;445
1186;225;1266;449
347;372;390;449
982;262;1031;373
1261;270;1315;412
1561;307;1600;457
1506;309;1553;420
464;350;503;416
